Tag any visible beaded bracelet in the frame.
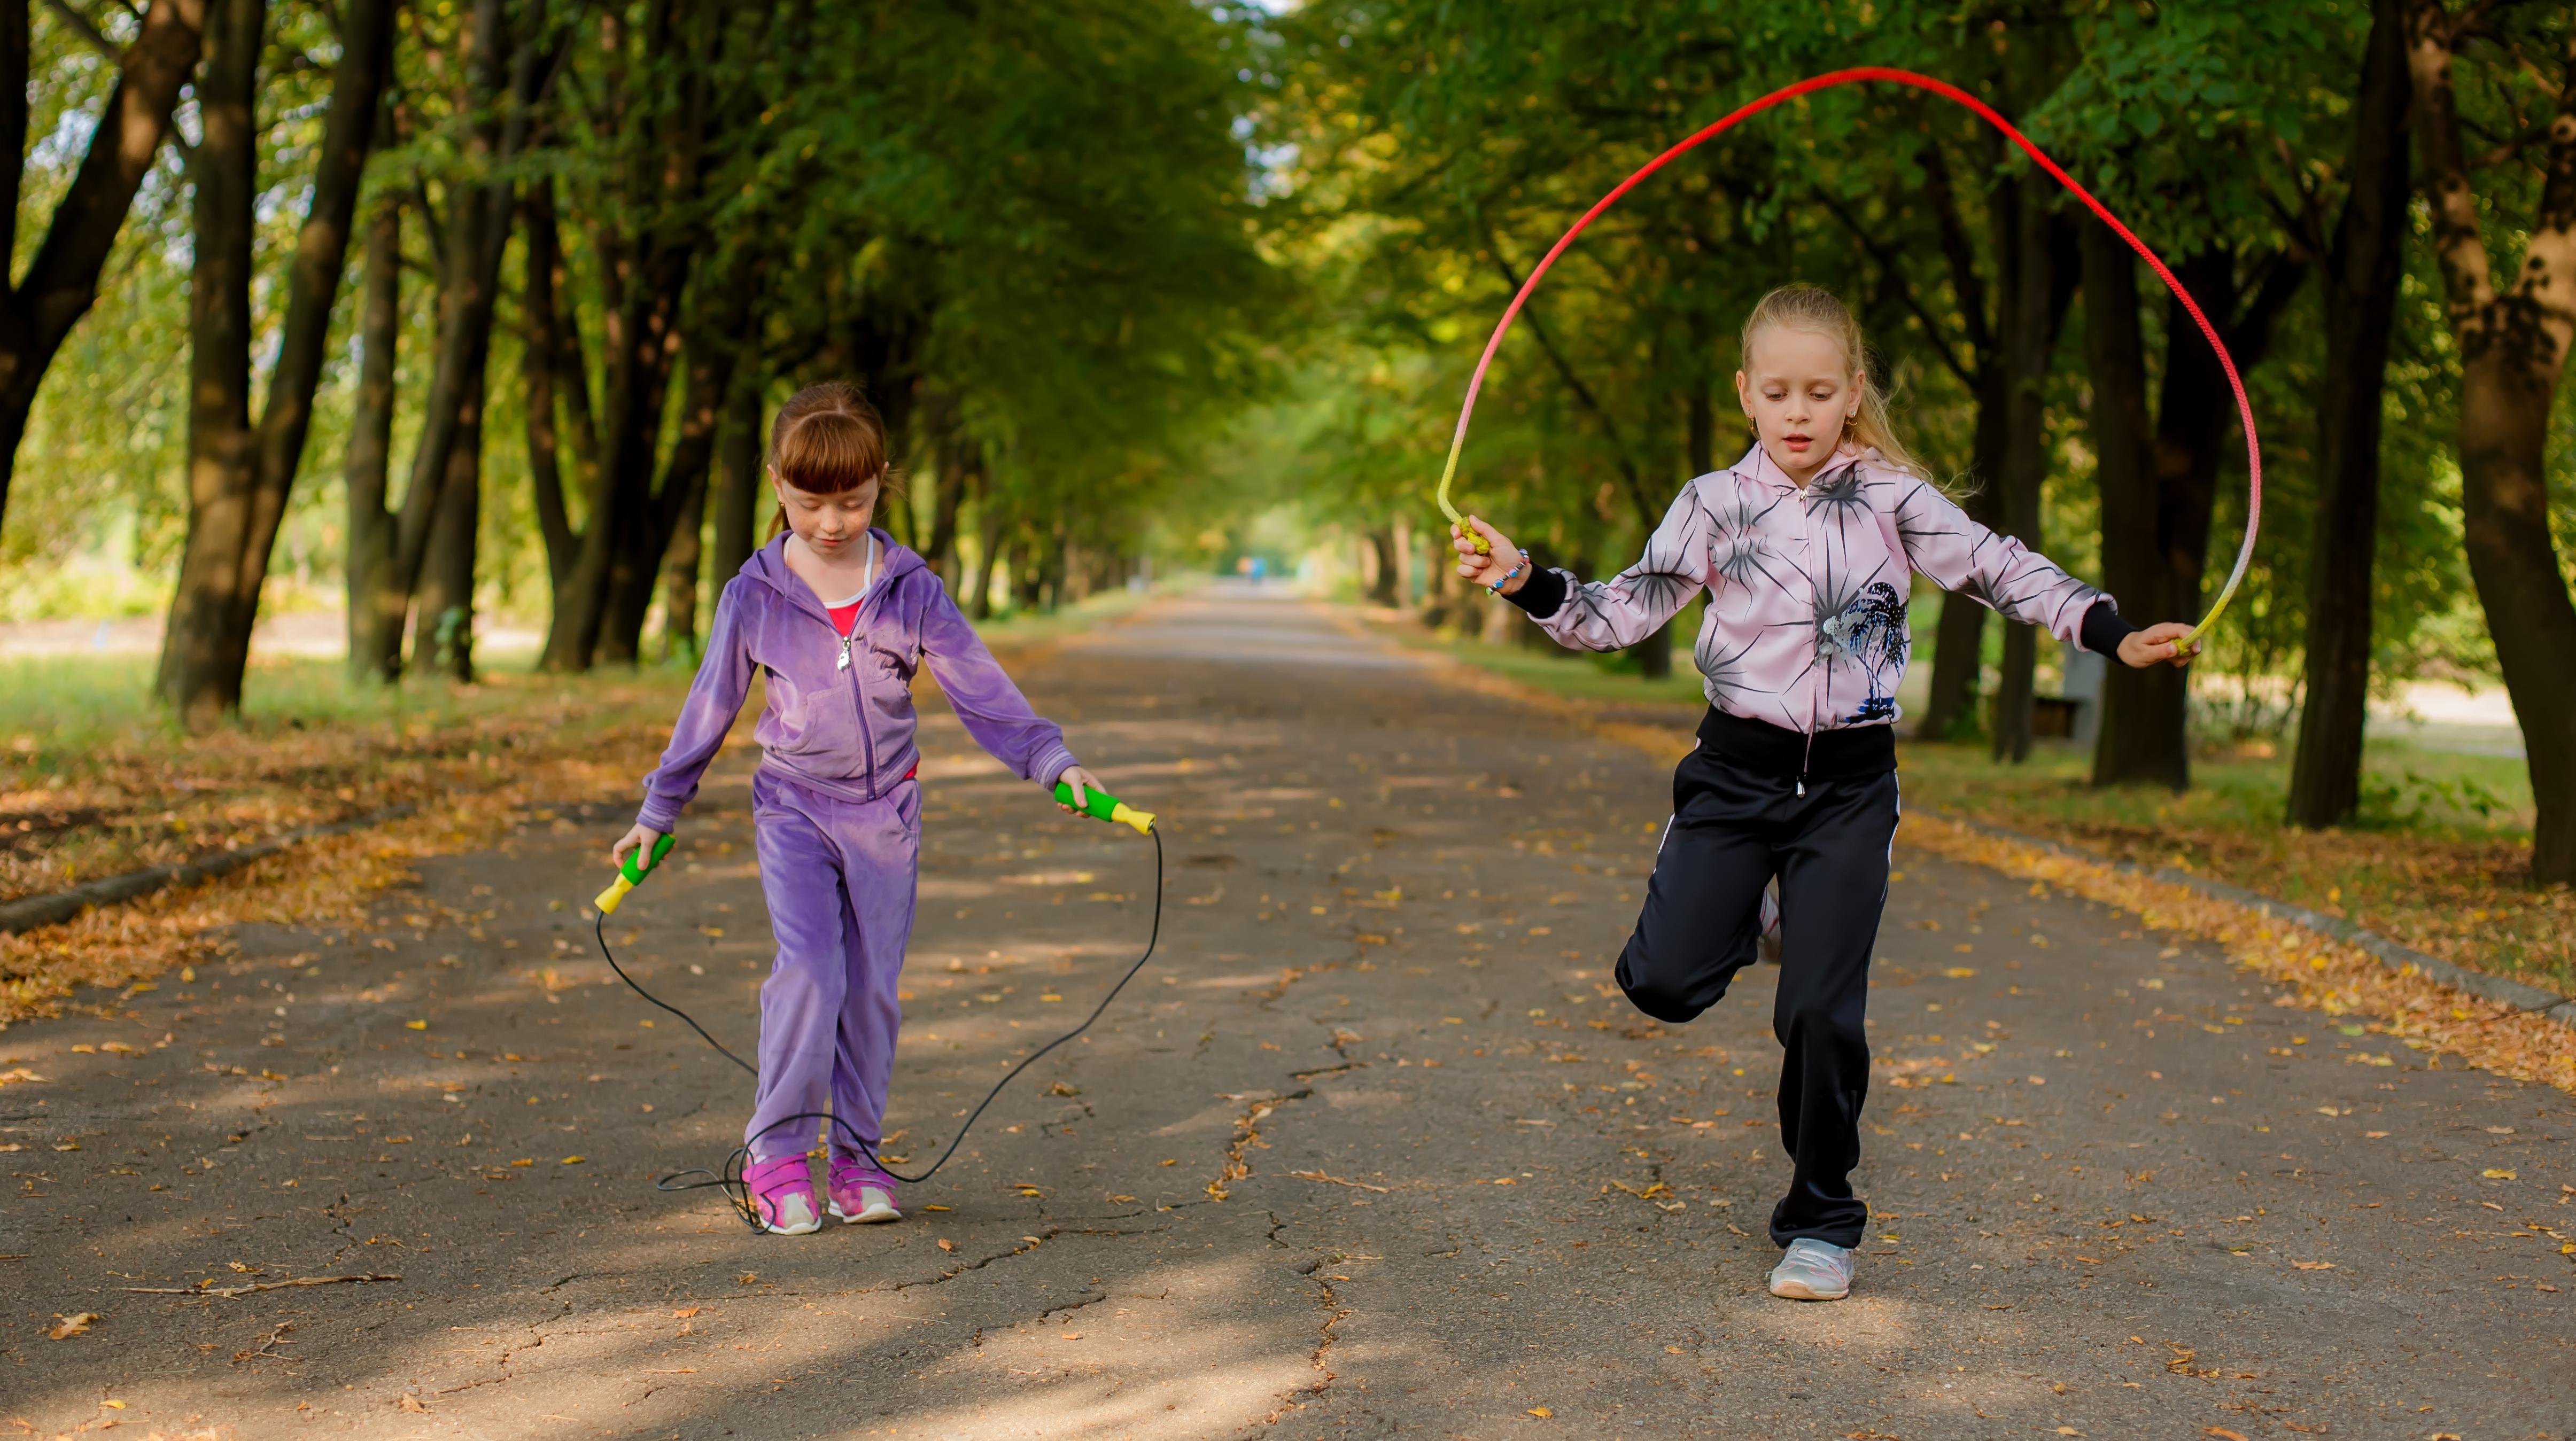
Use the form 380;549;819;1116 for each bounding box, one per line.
1487;548;1531;596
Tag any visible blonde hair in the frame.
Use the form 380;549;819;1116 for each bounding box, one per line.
1739;284;1926;479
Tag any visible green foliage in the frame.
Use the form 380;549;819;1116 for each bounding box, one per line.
1258;0;2497;725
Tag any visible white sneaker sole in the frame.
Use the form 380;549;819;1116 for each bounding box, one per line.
831;1199;901;1224
1768;1274;1849;1300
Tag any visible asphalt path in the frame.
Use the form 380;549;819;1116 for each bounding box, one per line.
4;583;2570;1439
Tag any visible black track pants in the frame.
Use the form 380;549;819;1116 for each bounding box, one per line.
1614;733;1897;1250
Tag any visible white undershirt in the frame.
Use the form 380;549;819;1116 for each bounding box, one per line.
823;535;881;609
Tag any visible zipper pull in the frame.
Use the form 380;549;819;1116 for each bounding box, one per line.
836;635;854;671
1795;778;1806;798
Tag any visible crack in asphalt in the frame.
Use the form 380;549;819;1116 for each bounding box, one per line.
1211;1088;1315;1202
888;1224;1162;1292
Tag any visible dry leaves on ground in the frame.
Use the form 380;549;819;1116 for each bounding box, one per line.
1899;813;2576;1095
0;674;701;1026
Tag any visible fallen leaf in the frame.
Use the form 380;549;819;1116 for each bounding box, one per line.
1526;1406;1554;1418
2292;1260;2336;1271
48;1313;98;1339
399;1394;430;1413
406;1020;427;1030
2484;1169;2518;1181
100;1400;125;1410
937;1239;956;1252
1946;965;1975;976
672;1307;701;1318
560;1156;585;1165
2207;1430;2248;1441
2058;1429;2083;1437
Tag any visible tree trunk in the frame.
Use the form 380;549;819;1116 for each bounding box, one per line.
923;412;971;589
710;367;763;585
2289;0;2413;828
1991;172;2067;764
968;521;1003;621
2085;239;2199;790
2082;228;2167;782
159;0;392;726
387;0;518;648
1013;526;1049;612
1917;367;2008;741
662;461;708;663
2408;1;2576;882
158;0;264;734
523;183;577;595
414;410;482;682
0;0;207;536
1365;528;1399;605
595;309;743;666
345;198;405;683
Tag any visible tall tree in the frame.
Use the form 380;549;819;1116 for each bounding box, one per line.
343;194;405;681
345;0;548;684
2085;240;2301;788
0;0;207;538
2405;1;2576;882
536;3;770;672
1990;172;2076;765
2286;0;2415;826
707;367;764;585
158;0;396;728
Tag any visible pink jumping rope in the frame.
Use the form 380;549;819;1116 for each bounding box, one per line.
1436;66;2258;646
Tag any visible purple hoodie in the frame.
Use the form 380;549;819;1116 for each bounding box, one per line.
635;531;1077;832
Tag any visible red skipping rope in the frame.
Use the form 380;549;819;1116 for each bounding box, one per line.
1434;66;2258;643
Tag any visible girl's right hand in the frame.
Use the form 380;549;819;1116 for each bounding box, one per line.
1451;516;1527;594
611;824;664;872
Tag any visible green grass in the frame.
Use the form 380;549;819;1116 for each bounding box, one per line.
1892;737;2535;848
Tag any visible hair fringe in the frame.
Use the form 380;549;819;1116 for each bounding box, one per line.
763;380;900;541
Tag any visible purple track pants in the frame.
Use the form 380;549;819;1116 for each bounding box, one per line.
745;768;919;1163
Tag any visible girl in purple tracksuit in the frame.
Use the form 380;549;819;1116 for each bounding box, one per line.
1454;286;2200;1301
613;381;1103;1236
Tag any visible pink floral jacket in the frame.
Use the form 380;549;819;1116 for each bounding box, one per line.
1513;445;2119;734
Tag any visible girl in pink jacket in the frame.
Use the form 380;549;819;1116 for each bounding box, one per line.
1453;285;2198;1302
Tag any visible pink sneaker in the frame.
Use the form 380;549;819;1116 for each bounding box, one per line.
827;1156;902;1224
745;1155;821;1235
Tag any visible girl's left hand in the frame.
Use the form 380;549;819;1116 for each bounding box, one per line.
1055;766;1104;814
2117;622;2201;669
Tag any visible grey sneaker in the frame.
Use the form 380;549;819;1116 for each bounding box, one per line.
1768;1238;1853;1300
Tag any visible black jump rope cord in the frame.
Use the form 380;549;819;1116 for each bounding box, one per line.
596;828;1163;1229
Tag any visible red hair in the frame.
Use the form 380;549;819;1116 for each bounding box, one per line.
765;381;898;539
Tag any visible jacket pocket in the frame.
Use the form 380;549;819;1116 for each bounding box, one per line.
767;677;870;777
